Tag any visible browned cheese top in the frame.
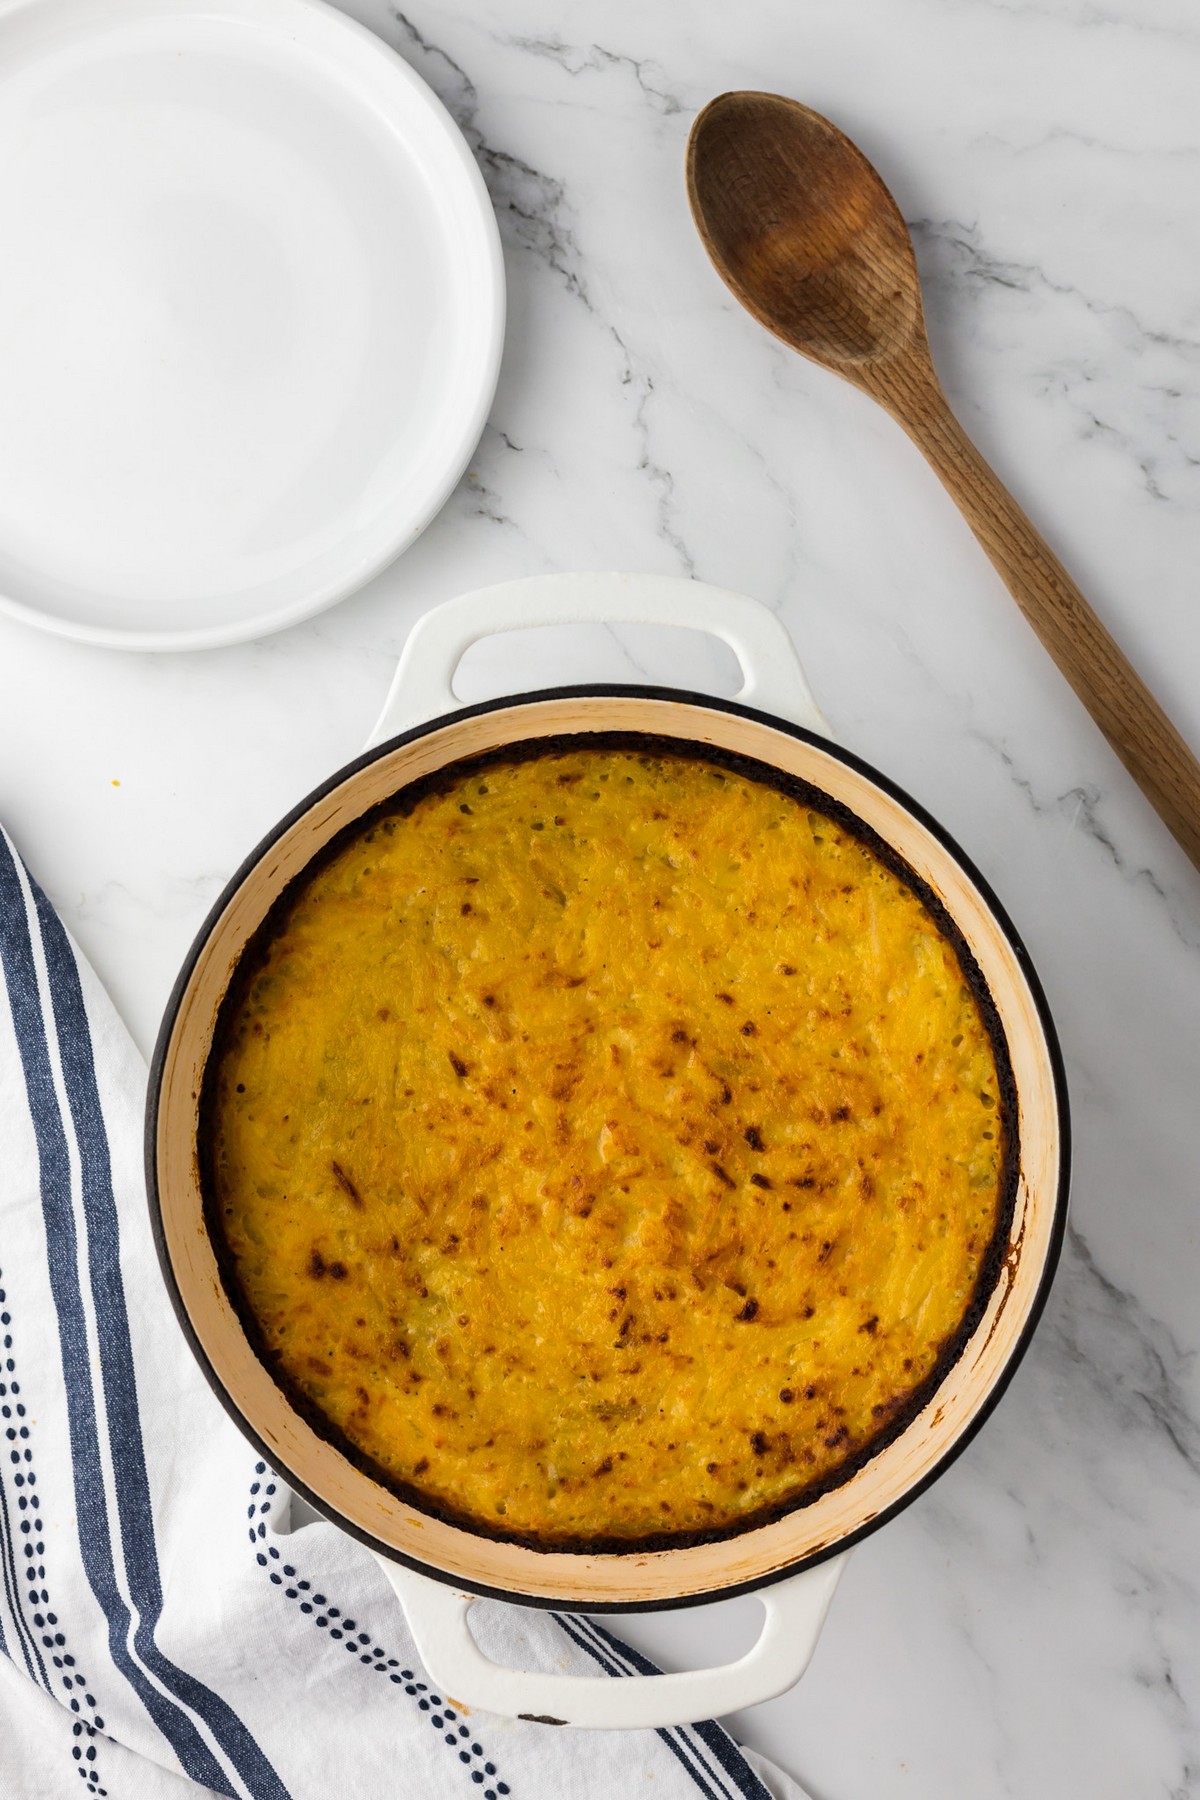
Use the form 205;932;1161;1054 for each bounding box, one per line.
208;744;1010;1546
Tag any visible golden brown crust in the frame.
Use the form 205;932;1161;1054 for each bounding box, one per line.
203;736;1017;1551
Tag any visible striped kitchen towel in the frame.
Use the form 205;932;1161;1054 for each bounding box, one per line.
0;825;810;1800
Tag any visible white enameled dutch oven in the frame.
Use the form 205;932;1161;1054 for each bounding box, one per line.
148;574;1069;1729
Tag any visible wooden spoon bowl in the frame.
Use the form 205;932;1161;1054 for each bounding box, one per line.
687;91;1200;873
689;95;920;366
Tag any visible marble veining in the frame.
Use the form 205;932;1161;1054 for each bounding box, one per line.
0;0;1197;1793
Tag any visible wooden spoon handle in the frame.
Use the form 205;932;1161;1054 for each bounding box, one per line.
868;358;1200;872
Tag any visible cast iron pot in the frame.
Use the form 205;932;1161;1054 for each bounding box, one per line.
148;573;1069;1729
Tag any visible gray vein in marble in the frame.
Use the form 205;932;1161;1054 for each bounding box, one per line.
969;725;1200;948
506;35;684;115
458;468;516;533
904;1501;1020;1793
910;217;1200;361
913;1220;1200;1786
808;213;1200;511
974;124;1200;160
610;323;695;578
389;7;696;574
456;425;526;533
1105;1535;1200;1798
389;8;587;296
1133;1617;1200;1800
901;1214;1200;1795
950;0;1200;44
1137;1602;1200;1800
1062;1222;1200;1475
598;624;660;684
1072;405;1169;504
66;870;228;926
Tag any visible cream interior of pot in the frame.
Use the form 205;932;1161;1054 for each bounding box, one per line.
153;694;1063;1606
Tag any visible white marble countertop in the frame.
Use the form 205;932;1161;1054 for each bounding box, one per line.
2;0;1198;1794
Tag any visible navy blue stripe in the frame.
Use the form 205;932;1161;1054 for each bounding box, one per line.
0;842;245;1794
553;1614;726;1800
554;1612;770;1800
0;1468;46;1687
567;1612;668;1679
22;865;292;1800
553;1612;739;1800
578;1617;773;1800
685;1717;774;1800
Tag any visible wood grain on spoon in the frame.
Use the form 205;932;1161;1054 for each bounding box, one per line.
687;90;1200;874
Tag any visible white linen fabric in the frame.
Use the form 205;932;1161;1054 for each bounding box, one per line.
0;827;809;1800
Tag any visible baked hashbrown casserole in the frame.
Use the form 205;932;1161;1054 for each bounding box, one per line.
204;738;1015;1548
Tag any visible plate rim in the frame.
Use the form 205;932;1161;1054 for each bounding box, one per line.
0;0;505;652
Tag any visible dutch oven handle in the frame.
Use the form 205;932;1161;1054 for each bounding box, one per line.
373;1553;847;1731
365;572;830;747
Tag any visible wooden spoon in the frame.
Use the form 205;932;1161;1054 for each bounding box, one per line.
687;90;1200;873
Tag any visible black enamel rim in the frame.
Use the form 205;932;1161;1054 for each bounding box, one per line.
146;683;1071;1613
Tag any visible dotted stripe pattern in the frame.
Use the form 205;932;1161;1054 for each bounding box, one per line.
247;1463;512;1797
0;1267;108;1797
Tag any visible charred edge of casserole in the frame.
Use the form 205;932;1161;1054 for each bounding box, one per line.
199;731;1020;1556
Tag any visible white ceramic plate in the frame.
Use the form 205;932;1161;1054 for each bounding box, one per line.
0;0;503;650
